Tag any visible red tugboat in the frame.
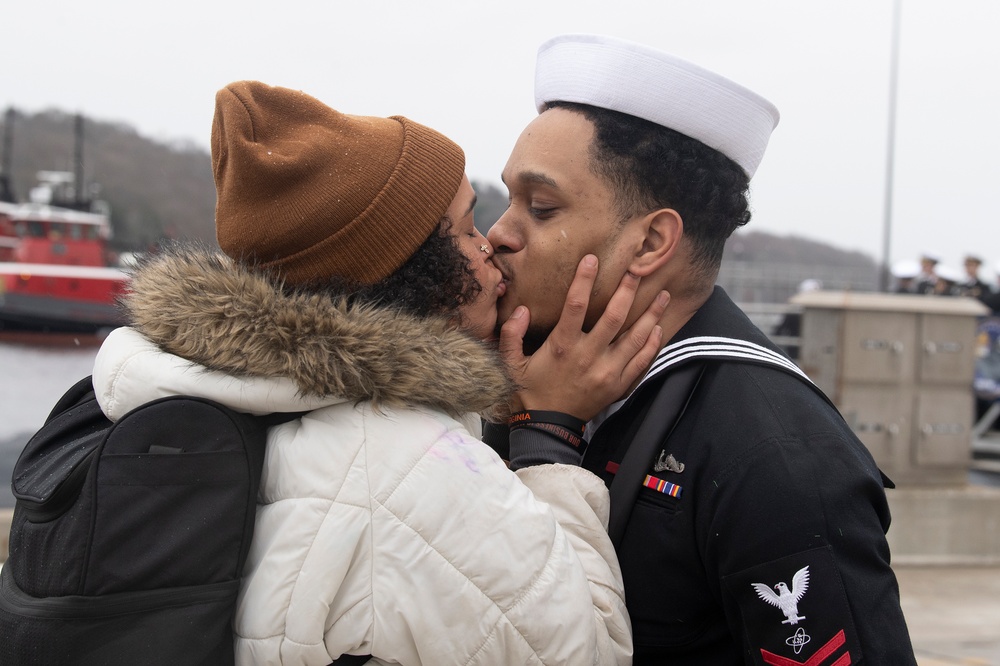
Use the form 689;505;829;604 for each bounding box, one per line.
0;199;129;333
0;111;130;333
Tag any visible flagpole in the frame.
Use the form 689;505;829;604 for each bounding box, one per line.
879;0;902;292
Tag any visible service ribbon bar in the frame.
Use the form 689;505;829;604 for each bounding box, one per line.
643;474;682;498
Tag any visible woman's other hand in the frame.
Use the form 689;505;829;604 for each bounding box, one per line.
499;254;668;421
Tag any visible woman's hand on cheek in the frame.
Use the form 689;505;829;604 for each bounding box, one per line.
499;254;668;422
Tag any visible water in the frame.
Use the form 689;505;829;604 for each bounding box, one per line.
0;337;102;506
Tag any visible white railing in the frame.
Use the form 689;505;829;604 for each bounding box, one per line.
735;301;803;356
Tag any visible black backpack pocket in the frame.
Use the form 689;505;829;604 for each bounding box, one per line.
0;566;240;666
87;449;252;593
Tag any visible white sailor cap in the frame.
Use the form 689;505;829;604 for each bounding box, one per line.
935;264;964;283
891;260;920;279
534;34;780;178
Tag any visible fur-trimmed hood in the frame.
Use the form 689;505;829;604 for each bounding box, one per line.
121;246;513;419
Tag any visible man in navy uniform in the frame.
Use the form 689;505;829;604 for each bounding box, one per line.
959;254;992;301
486;34;916;665
914;252;941;294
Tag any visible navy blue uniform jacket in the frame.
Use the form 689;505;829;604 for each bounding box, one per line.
487;287;916;665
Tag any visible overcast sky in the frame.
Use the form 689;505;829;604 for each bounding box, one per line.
3;0;999;279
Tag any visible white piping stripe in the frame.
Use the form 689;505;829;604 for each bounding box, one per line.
641;337;810;391
661;335;796;366
656;336;802;370
655;348;808;377
651;345;805;379
588;336;813;434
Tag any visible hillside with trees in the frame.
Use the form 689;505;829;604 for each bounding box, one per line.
1;109;215;251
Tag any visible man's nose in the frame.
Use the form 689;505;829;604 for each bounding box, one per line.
486;210;520;254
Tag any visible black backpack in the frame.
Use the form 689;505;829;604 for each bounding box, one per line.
0;375;279;665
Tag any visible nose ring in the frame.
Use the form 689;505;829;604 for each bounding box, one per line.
480;244;490;254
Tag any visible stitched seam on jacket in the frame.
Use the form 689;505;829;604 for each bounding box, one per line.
362;412;380;659
372;493;555;664
258;440;368;647
712;365;844;485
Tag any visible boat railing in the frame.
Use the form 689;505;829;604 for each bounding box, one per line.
735;301;803;353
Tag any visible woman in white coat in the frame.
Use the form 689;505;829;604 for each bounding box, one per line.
92;81;665;665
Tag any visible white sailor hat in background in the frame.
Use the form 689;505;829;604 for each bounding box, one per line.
534;33;780;178
797;278;823;293
935;264;964;284
891;260;920;279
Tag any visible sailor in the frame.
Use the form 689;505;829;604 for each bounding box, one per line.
484;34;916;664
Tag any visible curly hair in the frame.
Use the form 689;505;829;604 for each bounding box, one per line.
303;217;482;319
546;101;751;283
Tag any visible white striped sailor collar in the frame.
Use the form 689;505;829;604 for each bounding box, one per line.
586;286;812;437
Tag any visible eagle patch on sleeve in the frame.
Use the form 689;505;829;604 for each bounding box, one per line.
722;546;862;665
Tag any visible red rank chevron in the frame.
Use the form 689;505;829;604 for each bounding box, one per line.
760;629;850;666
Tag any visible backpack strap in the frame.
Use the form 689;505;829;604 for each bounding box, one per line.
607;362;705;547
256;410;309;427
329;654;373;665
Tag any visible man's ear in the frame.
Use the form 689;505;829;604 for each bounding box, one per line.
629;208;683;277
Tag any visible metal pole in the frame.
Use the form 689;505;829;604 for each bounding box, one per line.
879;0;902;292
0;108;15;202
74;113;86;209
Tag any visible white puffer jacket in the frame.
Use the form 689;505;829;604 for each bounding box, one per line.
92;248;631;666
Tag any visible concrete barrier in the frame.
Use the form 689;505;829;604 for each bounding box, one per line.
887;485;1000;565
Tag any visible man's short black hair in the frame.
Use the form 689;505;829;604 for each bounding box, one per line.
546;101;751;283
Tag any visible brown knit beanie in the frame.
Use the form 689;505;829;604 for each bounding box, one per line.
211;80;465;286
